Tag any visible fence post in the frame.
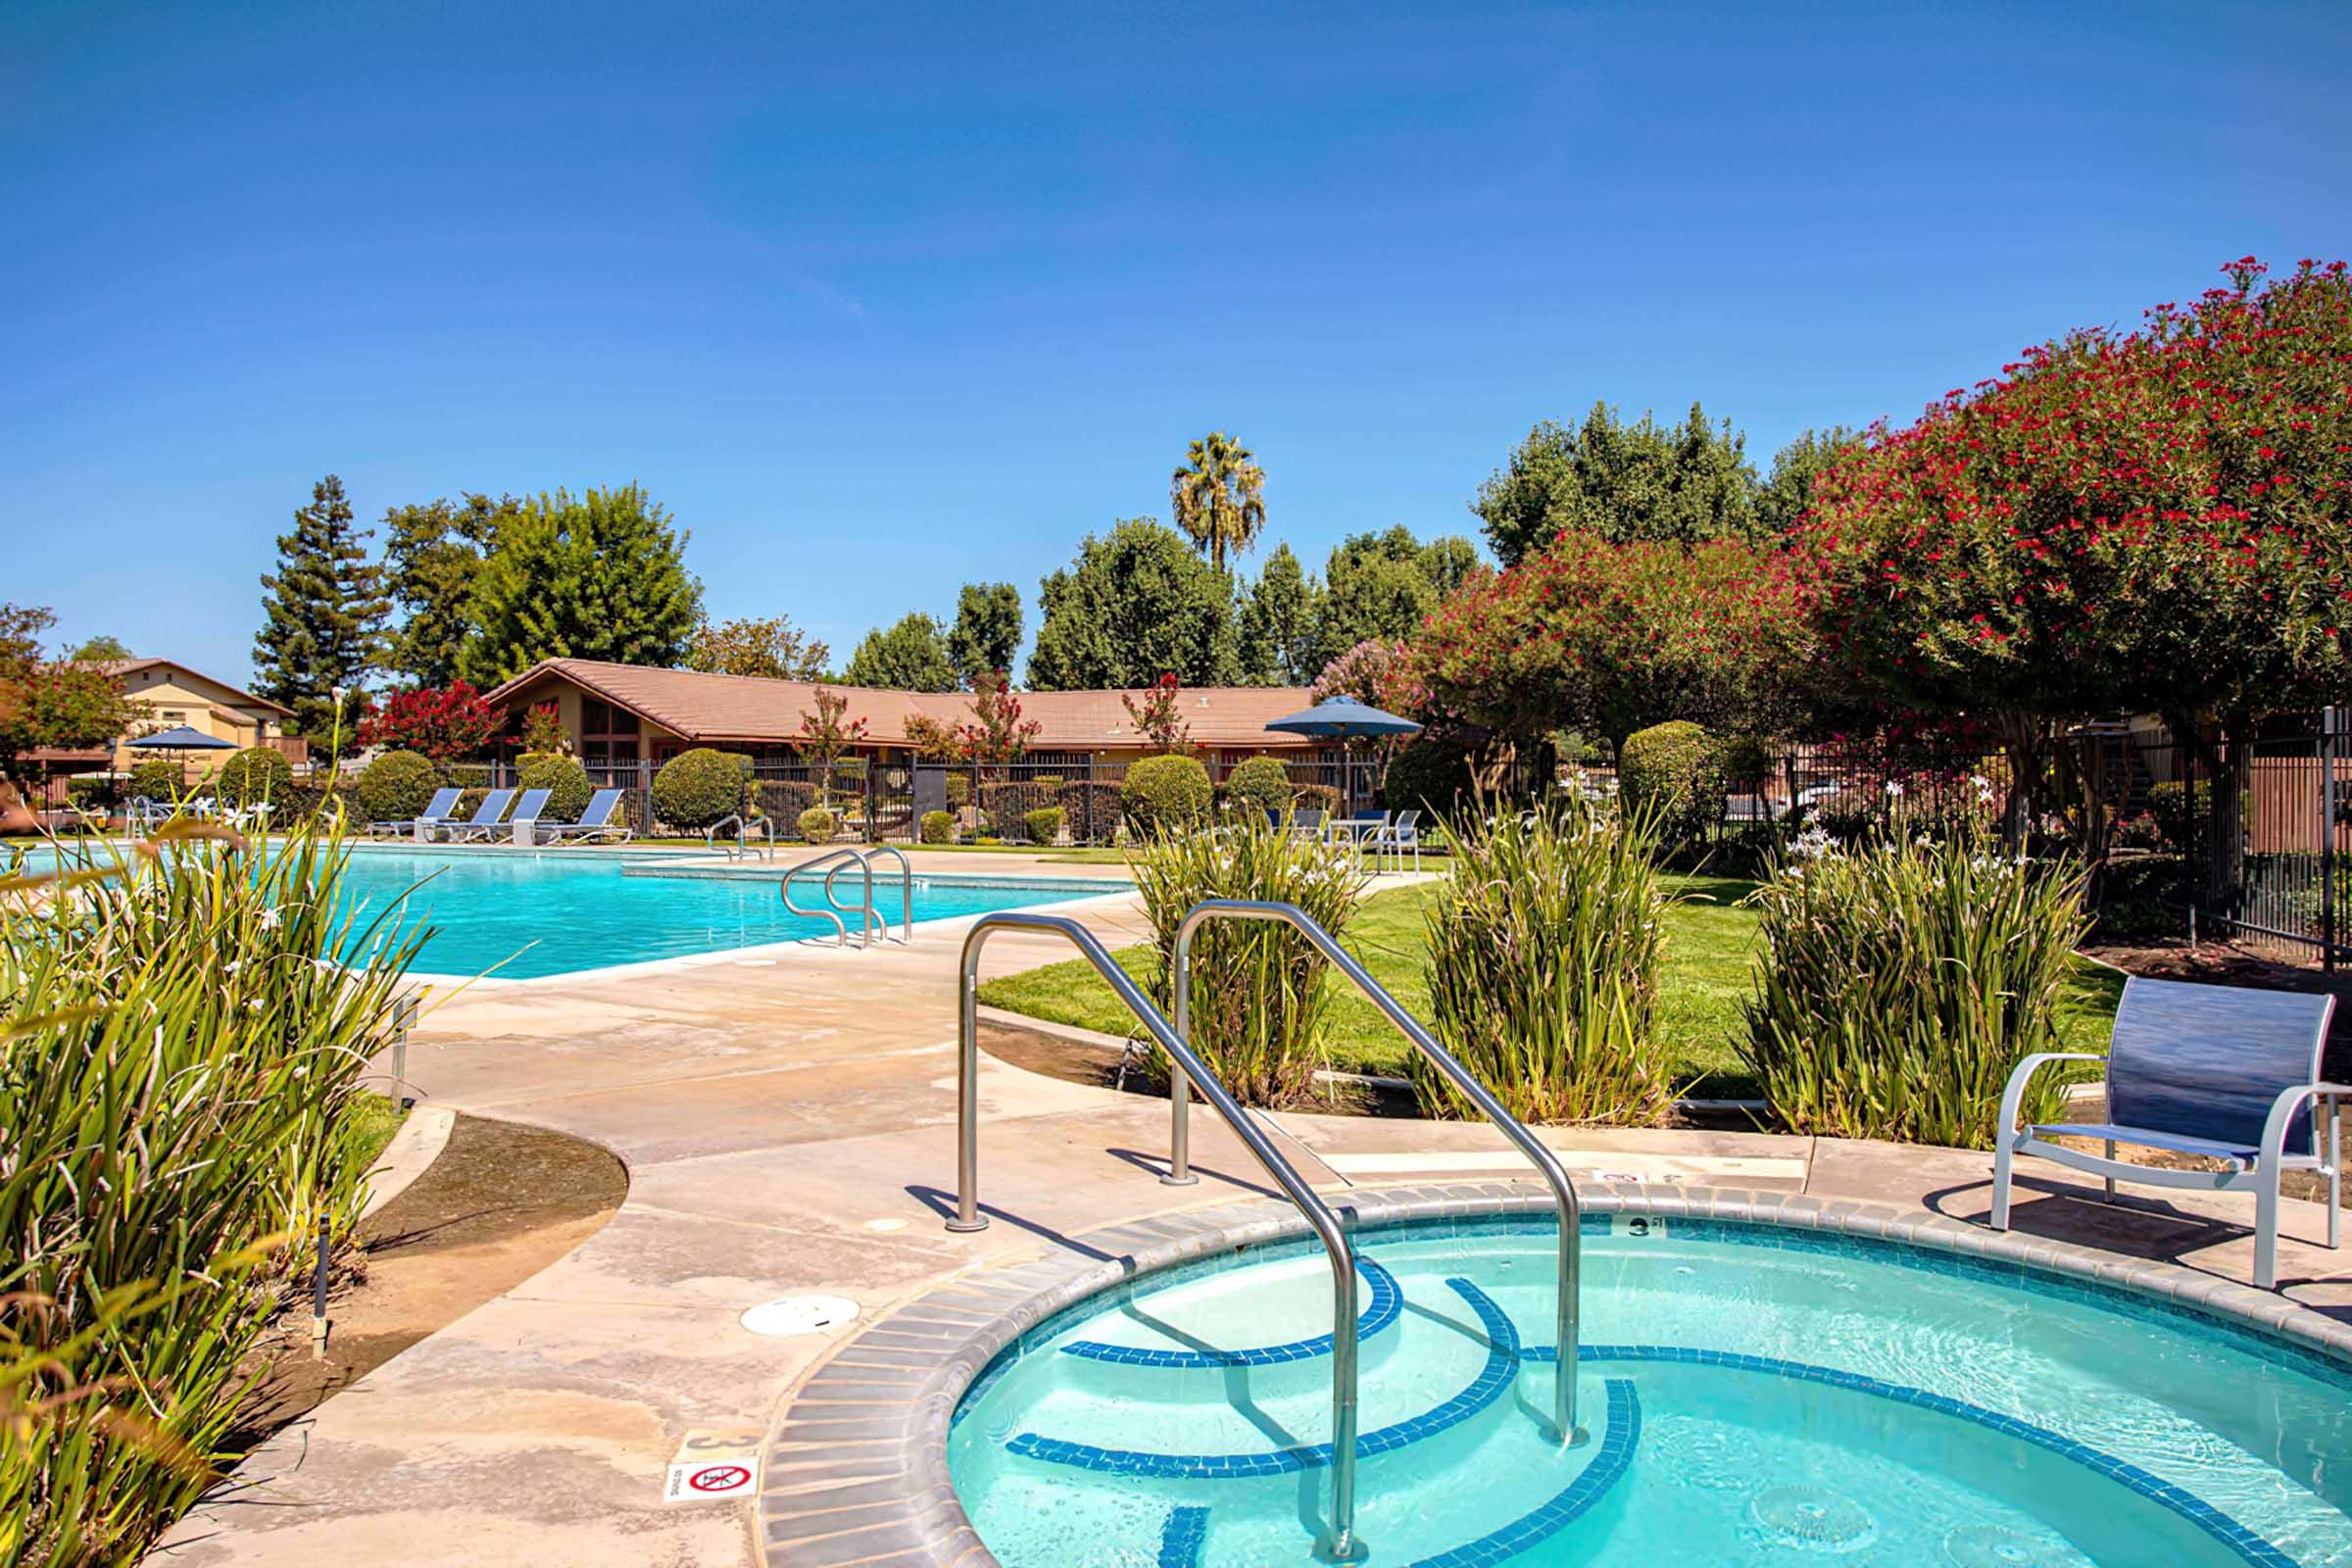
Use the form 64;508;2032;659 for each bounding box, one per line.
2325;708;2338;973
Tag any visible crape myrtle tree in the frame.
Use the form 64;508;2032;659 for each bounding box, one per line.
457;484;702;685
253;474;391;736
1413;533;1818;755
1800;258;2352;856
356;681;505;761
1028;518;1243;690
1121;673;1197;755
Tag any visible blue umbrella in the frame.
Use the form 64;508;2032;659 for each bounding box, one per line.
1265;699;1423;742
129;725;238;751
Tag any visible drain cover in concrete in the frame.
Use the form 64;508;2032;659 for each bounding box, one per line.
740;1295;859;1337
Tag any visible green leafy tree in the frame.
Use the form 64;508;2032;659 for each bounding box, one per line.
1473;401;1760;564
844;612;958;691
68;634;131;662
1169;430;1267;572
1309;526;1476;674
253;474;391;736
1755;427;1864;536
0;605;135;799
683;614;831;679
383;493;517;685
946;582;1023;684
456;484;702;685
1028;518;1243;690
1239;543;1321;685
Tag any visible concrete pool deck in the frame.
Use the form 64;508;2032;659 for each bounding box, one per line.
149;851;2352;1568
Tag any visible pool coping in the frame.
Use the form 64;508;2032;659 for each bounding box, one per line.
757;1181;2352;1568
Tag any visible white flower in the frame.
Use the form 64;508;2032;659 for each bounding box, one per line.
258;907;281;931
1885;781;1904;799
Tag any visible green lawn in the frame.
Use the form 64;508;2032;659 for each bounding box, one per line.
346;1090;408;1171
975;874;2128;1102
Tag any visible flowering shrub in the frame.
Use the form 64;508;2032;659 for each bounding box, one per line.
1121;672;1196;755
357;682;504;760
1421;794;1675;1125
1413;533;1817;750
1312;637;1430;719
1740;825;2087;1148
1129;815;1368;1106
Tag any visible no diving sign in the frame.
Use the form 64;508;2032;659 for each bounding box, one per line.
663;1428;762;1504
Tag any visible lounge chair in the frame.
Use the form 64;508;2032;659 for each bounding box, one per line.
370;786;463;840
1374;808;1423;871
430;787;516;843
1991;975;2347;1288
535;788;631;846
1288;808;1326;841
489;787;552;844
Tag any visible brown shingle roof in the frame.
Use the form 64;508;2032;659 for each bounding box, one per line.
482;659;1324;750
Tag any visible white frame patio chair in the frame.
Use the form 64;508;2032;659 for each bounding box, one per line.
1990;974;2347;1289
1372;808;1422;872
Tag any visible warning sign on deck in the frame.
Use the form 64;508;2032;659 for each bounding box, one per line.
663;1428;762;1503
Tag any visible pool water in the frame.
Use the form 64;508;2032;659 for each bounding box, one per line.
327;849;1126;978
949;1216;2352;1566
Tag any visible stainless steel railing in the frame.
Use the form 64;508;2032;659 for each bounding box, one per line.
705;812;776;860
780;848;861;945
1171;898;1586;1446
948;910;1365;1560
780;846;914;948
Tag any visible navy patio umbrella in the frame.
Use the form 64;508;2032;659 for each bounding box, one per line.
128;725;238;751
1264;698;1423;742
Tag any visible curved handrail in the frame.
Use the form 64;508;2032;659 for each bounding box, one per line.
781;849;865;946
821;850;881;946
1172;897;1585;1447
950;910;1363;1561
707;813;778;860
706;813;742;858
865;844;913;942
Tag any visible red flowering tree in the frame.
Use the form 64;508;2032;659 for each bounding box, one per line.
1412;535;1818;752
798;685;869;803
1120;672;1196;755
1312;637;1431;719
1803;258;2352;738
356;681;504;760
961;670;1042;762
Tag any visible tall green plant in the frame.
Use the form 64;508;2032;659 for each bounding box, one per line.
0;818;428;1560
1129;817;1367;1106
1739;826;2087;1147
1421;795;1676;1125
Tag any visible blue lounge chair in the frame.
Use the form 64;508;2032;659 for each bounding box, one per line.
369;786;463;840
430;788;515;843
535;788;631;846
1991;975;2347;1288
479;787;551;844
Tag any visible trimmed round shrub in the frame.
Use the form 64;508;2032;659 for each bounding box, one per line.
1058;781;1122;846
920;809;955;844
1023;806;1064;845
214;745;292;808
517;751;593;821
1225;756;1292;821
1716;734;1770;784
1382;734;1477;820
653;748;751;832
799;807;837;844
358;750;441;822
1618;720;1721;847
128;758;179;801
1122;754;1213;836
945;772;972;809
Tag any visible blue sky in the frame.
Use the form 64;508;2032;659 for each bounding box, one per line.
7;1;2347;686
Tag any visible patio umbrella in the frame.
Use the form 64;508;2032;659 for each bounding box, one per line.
128;725;238;751
1264;699;1423;742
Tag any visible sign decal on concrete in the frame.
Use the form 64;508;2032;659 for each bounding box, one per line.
663;1428;762;1503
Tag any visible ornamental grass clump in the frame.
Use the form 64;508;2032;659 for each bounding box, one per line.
0;819;427;1562
1129;815;1369;1107
1740;825;2087;1149
1420;794;1676;1126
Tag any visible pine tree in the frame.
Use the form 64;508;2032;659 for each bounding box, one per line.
253;474;390;736
456;484;703;685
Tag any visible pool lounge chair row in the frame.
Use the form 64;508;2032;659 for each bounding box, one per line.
368;786;631;846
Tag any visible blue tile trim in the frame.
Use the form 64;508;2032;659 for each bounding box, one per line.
1005;1278;1519;1479
1518;1344;2304;1568
1059;1258;1402;1369
1155;1504;1208;1568
1402;1379;1640;1568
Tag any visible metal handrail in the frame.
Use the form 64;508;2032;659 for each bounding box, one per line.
949;910;1364;1561
781;849;866;945
705;812;775;860
1172;898;1585;1446
821;844;912;945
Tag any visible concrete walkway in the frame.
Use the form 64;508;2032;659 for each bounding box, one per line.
152;853;2352;1568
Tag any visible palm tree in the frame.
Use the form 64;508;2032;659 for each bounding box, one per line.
1169;431;1267;573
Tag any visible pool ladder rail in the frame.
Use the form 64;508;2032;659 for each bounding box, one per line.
947;901;1586;1564
705;812;776;860
781;845;913;948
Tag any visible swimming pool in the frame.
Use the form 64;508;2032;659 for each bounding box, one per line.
328;848;1128;978
947;1213;2352;1566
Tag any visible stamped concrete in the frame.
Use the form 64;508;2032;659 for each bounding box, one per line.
149;856;2352;1567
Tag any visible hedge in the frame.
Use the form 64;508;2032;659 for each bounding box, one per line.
1382;734;1477;820
358;751;442;822
980;781;1062;837
215;746;293;808
1122;754;1213;836
1058;781;1122;846
1293;782;1341;817
517;752;593;821
1225;757;1292;822
653;749;751;831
